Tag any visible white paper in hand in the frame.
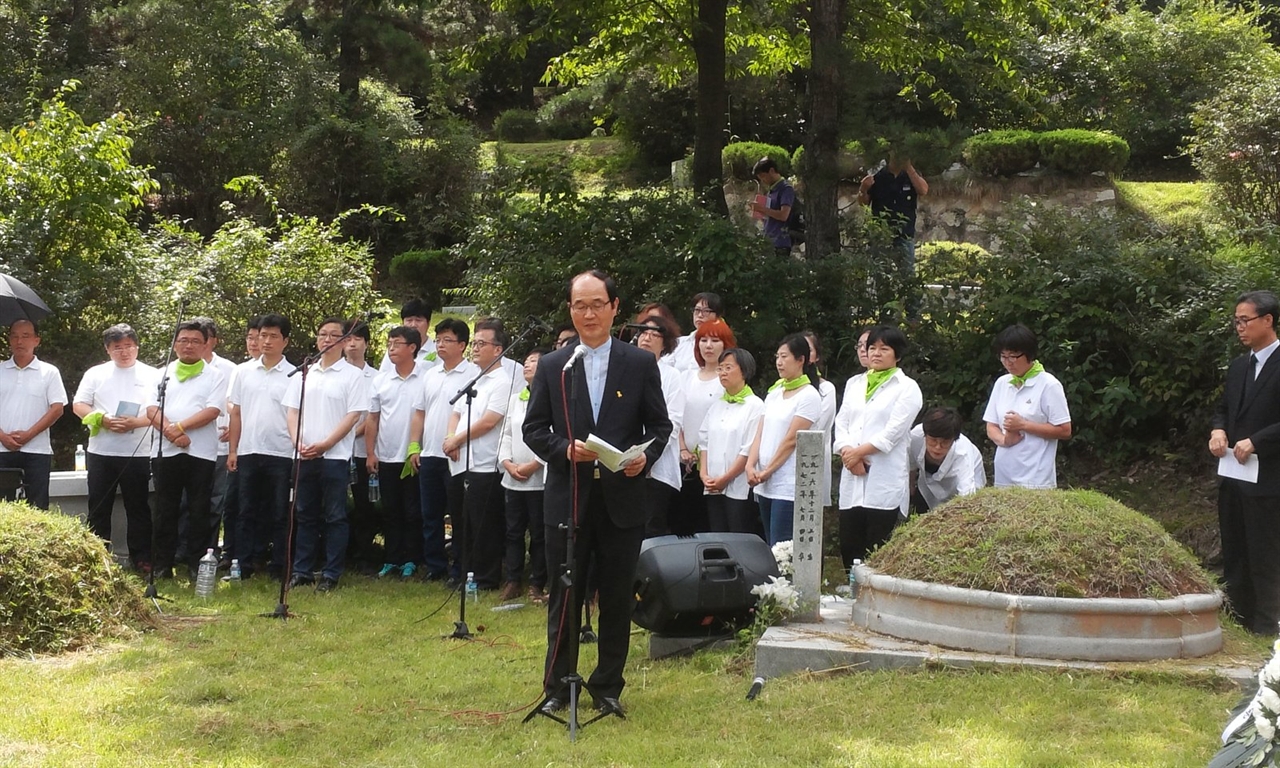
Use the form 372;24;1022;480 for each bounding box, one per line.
584;434;655;473
1217;454;1259;484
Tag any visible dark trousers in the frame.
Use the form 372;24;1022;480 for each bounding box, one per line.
418;457;453;578
706;494;760;536
460;470;505;589
1219;481;1280;634
86;452;152;565
644;479;678;538
292;458;349;581
669;472;708;536
380;462;422;566
504;488;547;588
347;459;379;565
210;455;236;556
543;479;644;701
235;453;291;573
840;505;900;568
153;453;216;573
0;451;52;509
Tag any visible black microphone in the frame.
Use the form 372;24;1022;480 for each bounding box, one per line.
526;315;554;334
746;676;765;700
562;343;589;372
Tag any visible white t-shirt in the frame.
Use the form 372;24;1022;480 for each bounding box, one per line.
369;366;425;464
681;371;723;456
664;332;698;374
378;339;439;373
283;357;369;461
982;370;1071;489
208;353;238;457
755;385;822;501
0;356;67;455
698;393;765;500
155;361;226;461
447;365;512;476
499;389;545;492
349;363;378;459
814;378;838;504
908;425;986;510
74;361;160;457
229;356;294;458
415;360;480;460
649;363;687;491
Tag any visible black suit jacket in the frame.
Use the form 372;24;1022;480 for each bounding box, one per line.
523;339;672;528
1212;348;1280;497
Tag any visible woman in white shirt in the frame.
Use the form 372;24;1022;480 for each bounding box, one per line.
833;325;923;567
983;324;1072;489
634;313;686;538
747;333;823;545
499;348;550;602
698;348;765;533
677;317;735;533
803;331;839;508
908;406;986;514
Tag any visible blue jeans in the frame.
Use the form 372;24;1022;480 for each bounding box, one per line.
757;495;794;547
417;457;453;578
292;458;349;581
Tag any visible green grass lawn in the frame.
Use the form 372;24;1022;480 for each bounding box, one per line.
1114;181;1212;230
0;572;1251;767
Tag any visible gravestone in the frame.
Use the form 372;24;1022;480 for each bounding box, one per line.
792;430;826;621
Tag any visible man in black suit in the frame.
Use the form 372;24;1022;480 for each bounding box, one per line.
524;270;672;717
1210;289;1280;635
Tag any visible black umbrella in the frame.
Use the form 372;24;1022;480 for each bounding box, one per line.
0;273;52;326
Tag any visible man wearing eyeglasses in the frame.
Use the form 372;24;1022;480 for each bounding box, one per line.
667;292;722;374
524;269;672;719
1210;290;1280;635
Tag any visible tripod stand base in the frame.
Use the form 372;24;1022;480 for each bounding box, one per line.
523;675;623;740
259;602;292;620
448;620;473;640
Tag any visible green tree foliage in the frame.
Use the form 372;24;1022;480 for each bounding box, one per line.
963;130;1040;176
1036;129;1129;175
722;141;791;180
1191;74;1280;234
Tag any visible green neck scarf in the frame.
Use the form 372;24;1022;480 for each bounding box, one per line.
1010;360;1044;388
721;384;754;404
768;374;810;393
518;386;530;402
424;351;438;362
175;359;205;382
865;367;898;401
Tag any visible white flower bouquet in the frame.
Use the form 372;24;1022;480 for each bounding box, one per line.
1213;638;1280;767
771;540;794;578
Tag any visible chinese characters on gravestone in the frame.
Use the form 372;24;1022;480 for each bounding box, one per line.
792;430;825;621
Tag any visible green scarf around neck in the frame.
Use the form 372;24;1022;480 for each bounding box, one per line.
721;384;754;404
768;374;810;393
1010;360;1044;388
865;367;898;401
175;359;205;382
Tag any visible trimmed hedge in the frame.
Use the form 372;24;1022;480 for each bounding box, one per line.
916;240;992;285
722;141;792;181
963;130;1040;176
493;109;541;143
1037;129;1130;175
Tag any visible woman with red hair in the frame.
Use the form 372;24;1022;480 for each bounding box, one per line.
673;318;737;533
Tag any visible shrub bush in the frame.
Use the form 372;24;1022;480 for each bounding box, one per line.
537;87;602;140
962;130;1040;176
493;108;541;142
722;141;792;181
0;503;151;655
609;72;695;169
1191;75;1280;234
916;241;991;285
388;248;461;308
1036;129;1130;175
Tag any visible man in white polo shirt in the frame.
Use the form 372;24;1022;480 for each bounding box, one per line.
227;313;294;580
408;317;477;585
443;318;518;591
198;317;240;567
72;323;160;571
366;325;426;578
284;317;369;591
379;298;439;372
147;320;226;579
0;319;67;510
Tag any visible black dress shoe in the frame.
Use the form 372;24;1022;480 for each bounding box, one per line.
539;697;568;715
593;697;625;717
317;577;338;593
288;574;315;589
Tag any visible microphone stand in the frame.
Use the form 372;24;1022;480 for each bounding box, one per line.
261;320;367;621
145;299;187;609
444;320;543;641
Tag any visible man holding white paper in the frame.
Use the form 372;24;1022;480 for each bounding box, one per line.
1209;290;1280;634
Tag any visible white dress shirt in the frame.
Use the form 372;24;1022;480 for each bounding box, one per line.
983;369;1071;489
908;425;986;510
756;386;822;501
698;393;765;501
649;363;686;491
447;365;512;476
833;370;923;514
499;389;545;491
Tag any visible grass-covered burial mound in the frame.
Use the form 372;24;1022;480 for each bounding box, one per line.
0;502;150;655
869;487;1216;600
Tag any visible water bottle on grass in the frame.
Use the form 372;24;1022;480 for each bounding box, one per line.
465;572;478;603
195;549;218;598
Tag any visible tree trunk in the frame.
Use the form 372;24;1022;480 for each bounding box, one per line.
805;0;843;259
338;1;362;104
691;0;729;216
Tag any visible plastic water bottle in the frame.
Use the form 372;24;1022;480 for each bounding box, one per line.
195;548;218;598
465;571;478;603
349;460;357;486
74;444;86;472
229;559;241;581
368;473;380;503
849;559;862;602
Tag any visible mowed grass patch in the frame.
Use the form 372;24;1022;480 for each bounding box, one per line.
870;487;1216;599
0;571;1246;767
1114;181;1212;230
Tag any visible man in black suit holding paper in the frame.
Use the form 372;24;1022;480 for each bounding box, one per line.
1210;289;1280;635
524;270;671;718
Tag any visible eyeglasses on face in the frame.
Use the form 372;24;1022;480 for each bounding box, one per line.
569;300;611;315
999;352;1025;362
1234;315;1262;329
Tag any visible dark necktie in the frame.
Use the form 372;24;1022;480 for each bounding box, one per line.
1244;353;1259;405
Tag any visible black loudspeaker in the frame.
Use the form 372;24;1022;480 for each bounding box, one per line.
632;533;780;636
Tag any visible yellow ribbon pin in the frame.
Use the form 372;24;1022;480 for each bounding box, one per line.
616;390;622;398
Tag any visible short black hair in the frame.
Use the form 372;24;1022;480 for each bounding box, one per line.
993;324;1038;360
246;315;264;331
191;316;218;339
177;319;209;341
474;317;509;349
317;316;345;333
921;407;963;440
1238;290;1280;330
435;317;470;345
527;346;551;360
343;318;370;342
259;313;291;339
866;325;908;361
387;326;422;353
752;157;779;176
568;269;618;304
103;323;139;346
719;347;756;381
401;298;432;321
693;292;723;315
